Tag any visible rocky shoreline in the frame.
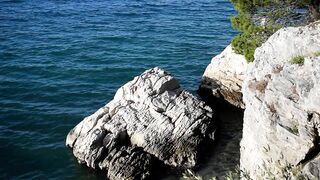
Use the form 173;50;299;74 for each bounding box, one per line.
67;21;320;179
200;21;320;179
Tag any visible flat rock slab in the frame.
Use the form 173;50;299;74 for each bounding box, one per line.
66;67;215;179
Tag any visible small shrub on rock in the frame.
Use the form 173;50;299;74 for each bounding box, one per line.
290;56;305;65
313;51;320;56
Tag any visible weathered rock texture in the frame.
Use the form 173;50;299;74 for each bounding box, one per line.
199;45;247;108
241;21;320;179
66;67;215;180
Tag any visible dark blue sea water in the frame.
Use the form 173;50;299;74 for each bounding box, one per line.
0;0;236;179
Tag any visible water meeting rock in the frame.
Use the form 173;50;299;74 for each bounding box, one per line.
66;67;215;179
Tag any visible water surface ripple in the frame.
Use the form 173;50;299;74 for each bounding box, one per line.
0;0;236;178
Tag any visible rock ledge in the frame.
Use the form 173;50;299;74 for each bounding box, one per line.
199;45;247;108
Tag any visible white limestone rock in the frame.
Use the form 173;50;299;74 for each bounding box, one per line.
199;45;247;108
66;67;215;180
241;21;320;179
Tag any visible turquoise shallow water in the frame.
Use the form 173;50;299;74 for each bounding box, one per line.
0;0;236;179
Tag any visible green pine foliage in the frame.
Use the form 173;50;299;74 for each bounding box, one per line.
230;0;314;62
230;0;275;62
230;13;277;62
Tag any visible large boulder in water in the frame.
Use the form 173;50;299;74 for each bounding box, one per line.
66;67;215;179
241;21;320;179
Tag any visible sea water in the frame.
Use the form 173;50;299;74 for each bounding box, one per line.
0;0;236;178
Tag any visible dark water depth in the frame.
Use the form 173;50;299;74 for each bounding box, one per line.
0;0;236;179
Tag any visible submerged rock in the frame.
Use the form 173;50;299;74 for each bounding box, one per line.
199;45;247;108
241;21;320;179
66;67;215;179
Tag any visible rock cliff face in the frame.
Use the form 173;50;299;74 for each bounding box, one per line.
199;45;247;108
66;67;215;180
241;21;320;179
